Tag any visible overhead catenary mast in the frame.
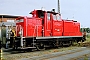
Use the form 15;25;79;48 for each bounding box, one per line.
58;0;60;14
58;0;61;18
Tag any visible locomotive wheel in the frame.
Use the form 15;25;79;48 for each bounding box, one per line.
69;41;73;46
36;43;45;51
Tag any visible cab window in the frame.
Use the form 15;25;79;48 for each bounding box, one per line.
47;13;50;20
57;14;61;20
16;19;24;23
53;15;57;20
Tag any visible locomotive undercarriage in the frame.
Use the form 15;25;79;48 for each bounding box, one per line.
13;36;84;50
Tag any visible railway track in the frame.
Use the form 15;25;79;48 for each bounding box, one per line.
2;40;90;60
25;47;90;60
70;53;90;60
3;47;90;60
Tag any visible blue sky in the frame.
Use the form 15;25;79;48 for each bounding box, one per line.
0;0;90;27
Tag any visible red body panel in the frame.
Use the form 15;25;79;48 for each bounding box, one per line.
16;17;25;37
15;10;82;38
52;20;63;36
26;18;42;37
62;20;82;36
73;22;82;36
63;20;74;36
16;17;42;37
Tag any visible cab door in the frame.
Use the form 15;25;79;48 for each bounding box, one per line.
46;13;52;36
52;14;63;36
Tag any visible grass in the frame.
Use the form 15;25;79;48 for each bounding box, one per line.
77;37;90;47
72;36;90;47
85;38;90;42
86;33;90;42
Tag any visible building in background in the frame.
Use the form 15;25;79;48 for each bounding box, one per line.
0;14;20;47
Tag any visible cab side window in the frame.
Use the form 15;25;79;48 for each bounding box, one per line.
47;13;50;20
57;14;61;20
53;15;57;20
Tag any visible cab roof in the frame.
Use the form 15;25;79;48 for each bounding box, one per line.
29;9;59;15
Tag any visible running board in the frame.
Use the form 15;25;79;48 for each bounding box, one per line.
18;47;36;49
36;36;83;39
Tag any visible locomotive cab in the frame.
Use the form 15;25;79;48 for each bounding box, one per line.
29;9;62;37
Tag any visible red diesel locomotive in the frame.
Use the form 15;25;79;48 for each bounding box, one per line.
12;9;85;50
